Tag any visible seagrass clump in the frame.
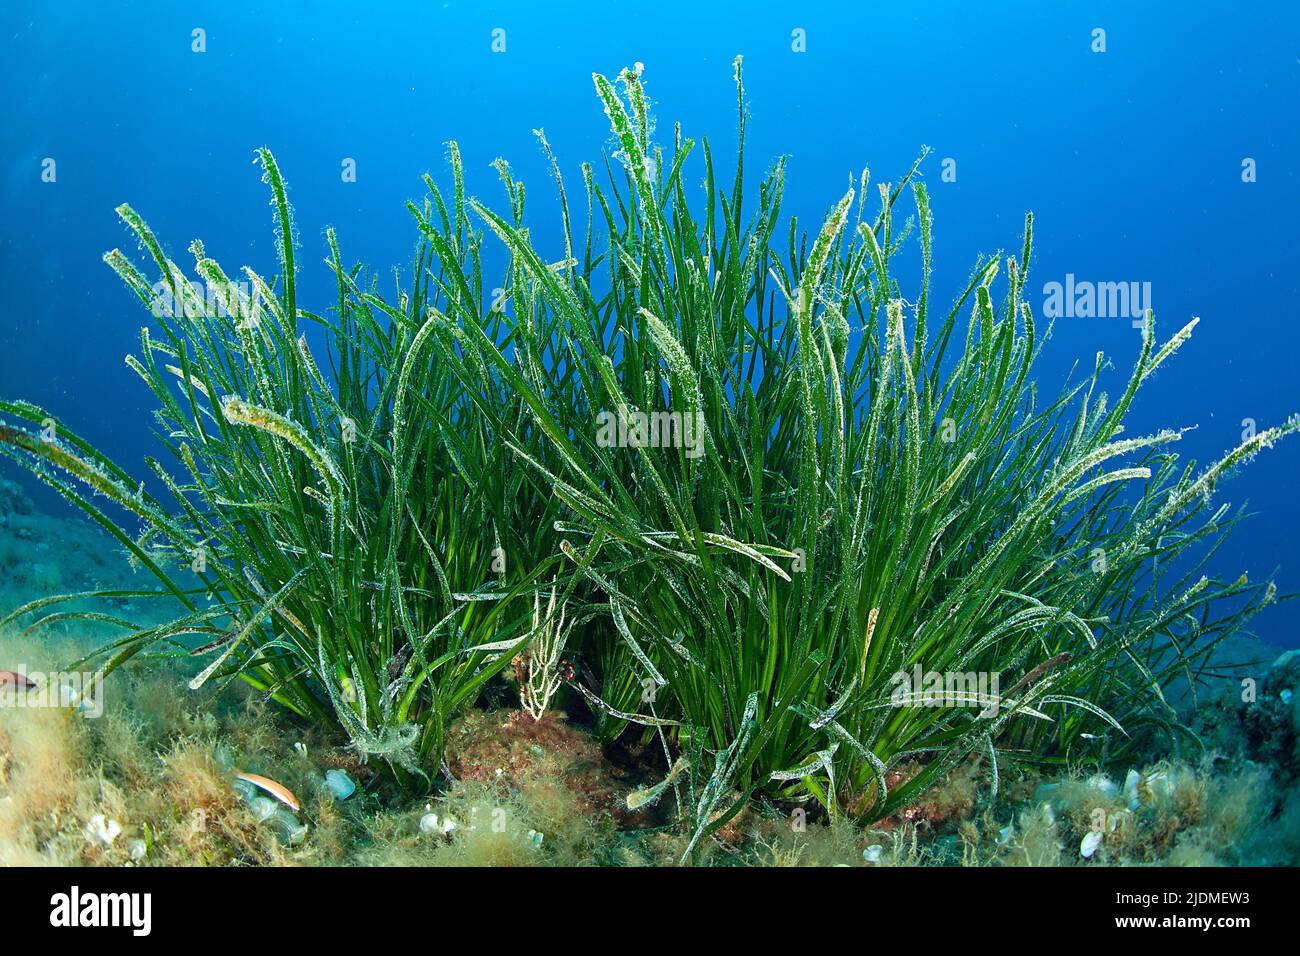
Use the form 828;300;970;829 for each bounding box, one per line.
1;61;1292;856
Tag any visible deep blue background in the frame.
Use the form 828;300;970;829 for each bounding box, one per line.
1;1;1297;644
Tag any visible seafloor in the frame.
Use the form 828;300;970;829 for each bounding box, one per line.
2;477;1298;867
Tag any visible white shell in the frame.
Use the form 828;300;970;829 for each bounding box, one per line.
1087;774;1118;798
250;796;279;822
86;814;122;846
1146;767;1175;801
862;844;884;863
270;808;308;846
420;812;457;836
1123;769;1141;810
1080;830;1103;859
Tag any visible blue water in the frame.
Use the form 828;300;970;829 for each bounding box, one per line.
1;1;1297;645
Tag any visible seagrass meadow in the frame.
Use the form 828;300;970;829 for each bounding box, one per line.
1;62;1298;867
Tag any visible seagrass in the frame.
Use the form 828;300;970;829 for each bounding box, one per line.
1;61;1292;857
